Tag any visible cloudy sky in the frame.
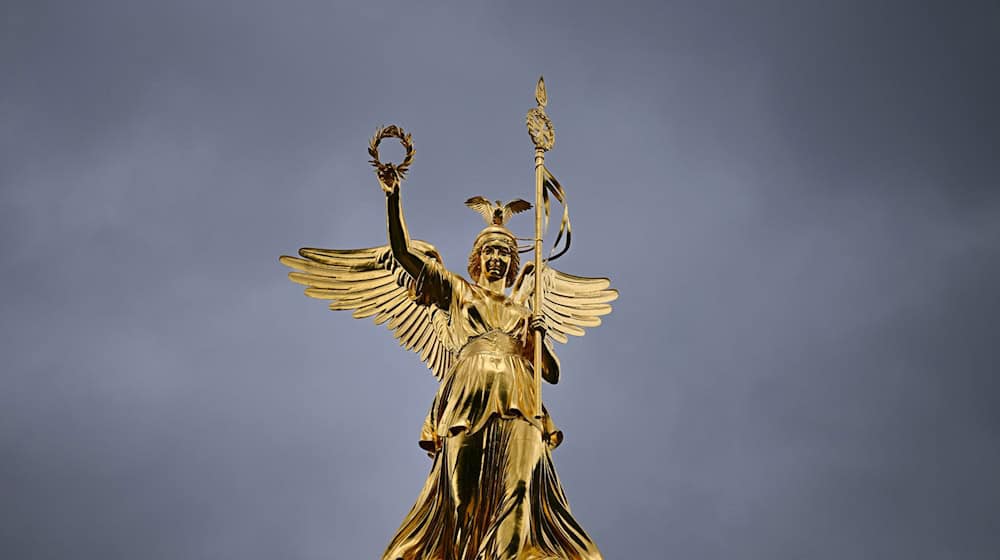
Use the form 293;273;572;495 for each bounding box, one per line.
2;1;998;558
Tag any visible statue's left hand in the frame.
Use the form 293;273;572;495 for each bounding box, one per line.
530;315;547;334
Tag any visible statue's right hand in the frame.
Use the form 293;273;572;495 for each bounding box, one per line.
377;165;400;196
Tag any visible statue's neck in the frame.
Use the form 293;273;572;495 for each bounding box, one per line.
476;276;507;295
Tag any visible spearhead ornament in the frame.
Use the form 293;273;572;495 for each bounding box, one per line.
535;76;548;108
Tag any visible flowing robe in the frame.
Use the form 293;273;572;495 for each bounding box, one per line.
382;260;602;560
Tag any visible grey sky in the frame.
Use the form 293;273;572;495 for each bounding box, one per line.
2;1;998;558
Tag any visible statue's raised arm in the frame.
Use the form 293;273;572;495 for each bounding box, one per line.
374;126;427;283
279;126;456;379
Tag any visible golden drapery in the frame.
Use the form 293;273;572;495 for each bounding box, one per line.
382;260;602;560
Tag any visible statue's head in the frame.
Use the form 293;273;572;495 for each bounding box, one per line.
463;196;530;288
468;227;519;287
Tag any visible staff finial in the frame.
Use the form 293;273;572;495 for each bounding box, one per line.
535;76;548;108
526;78;554;151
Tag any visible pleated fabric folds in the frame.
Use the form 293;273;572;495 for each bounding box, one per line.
383;416;603;560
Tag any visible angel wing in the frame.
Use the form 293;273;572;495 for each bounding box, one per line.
279;240;454;379
511;262;618;344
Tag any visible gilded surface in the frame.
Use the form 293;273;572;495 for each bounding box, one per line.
280;80;616;559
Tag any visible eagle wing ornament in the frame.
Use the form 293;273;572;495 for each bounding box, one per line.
279;240;454;379
503;199;532;225
464;196;495;223
465;196;533;226
511;262;618;344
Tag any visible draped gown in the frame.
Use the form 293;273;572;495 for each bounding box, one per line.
382;259;603;560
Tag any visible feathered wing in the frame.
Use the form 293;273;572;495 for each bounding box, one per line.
279;240;454;379
502;199;532;224
464;196;495;224
511;262;618;344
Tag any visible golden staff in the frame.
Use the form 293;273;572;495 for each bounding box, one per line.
526;76;555;414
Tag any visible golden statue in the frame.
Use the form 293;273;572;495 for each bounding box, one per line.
280;78;617;560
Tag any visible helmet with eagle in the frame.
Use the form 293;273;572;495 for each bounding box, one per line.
464;196;531;287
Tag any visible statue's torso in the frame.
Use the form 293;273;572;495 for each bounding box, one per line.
427;280;542;439
450;284;531;347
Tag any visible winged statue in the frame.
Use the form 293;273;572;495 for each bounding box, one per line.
281;116;615;559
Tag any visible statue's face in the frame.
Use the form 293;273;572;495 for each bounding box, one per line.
479;241;512;283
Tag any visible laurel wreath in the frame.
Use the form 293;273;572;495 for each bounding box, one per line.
526;108;554;151
368;125;415;191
